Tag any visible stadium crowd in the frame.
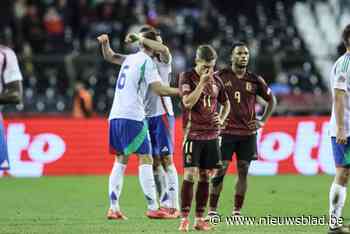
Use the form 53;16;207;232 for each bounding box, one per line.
0;0;338;115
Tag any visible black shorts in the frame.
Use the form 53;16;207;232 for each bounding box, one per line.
221;134;257;162
183;138;222;169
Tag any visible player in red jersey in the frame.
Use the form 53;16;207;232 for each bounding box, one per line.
207;42;276;217
178;45;230;231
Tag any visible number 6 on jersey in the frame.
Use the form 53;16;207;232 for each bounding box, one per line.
117;65;129;89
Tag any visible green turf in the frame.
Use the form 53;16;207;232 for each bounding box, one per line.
0;175;344;234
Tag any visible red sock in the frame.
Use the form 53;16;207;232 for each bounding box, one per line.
195;181;209;217
209;193;220;211
181;180;194;218
234;194;244;212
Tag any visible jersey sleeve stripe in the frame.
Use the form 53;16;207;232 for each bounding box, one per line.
341;56;350;73
137;60;147;92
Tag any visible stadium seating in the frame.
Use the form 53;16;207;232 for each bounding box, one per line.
1;0;341;115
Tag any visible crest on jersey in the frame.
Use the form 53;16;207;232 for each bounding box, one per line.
224;81;232;87
246;82;252;91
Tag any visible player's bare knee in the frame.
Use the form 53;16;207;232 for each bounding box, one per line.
184;168;197;182
161;155;172;168
237;160;250;177
338;168;350;185
211;173;225;187
117;155;129;164
153;157;160;170
139;155;153;165
199;169;210;182
335;167;349;185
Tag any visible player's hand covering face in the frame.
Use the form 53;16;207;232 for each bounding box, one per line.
231;46;249;68
196;59;216;83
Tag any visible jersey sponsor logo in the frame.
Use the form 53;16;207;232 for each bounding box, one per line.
224;81;232;87
185;154;192;164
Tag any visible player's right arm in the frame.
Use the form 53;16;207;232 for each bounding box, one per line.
180;69;212;109
335;88;347;144
125;33;171;64
150;82;179;96
144;57;179;96
0;81;22;104
97;34;126;65
333;64;348;144
0;49;23;104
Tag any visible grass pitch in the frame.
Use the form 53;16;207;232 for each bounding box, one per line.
0;175;344;234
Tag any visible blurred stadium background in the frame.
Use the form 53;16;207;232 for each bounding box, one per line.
1;0;346;115
0;0;349;233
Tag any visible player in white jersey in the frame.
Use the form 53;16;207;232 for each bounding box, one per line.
125;27;180;218
0;45;23;171
328;24;350;234
97;30;179;220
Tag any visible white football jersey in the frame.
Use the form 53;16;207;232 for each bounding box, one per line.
109;51;161;121
330;52;350;136
0;46;23;92
144;56;174;117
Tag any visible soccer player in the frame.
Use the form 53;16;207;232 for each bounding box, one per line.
125;28;180;217
97;30;179;220
178;45;230;231
0;44;23;170
208;42;276;217
328;24;350;234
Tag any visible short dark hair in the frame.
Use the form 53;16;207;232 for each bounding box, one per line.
196;45;217;62
232;41;248;51
342;24;350;47
139;25;160;35
138;25;159;41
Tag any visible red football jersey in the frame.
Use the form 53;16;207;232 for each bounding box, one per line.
179;69;228;140
218;68;272;136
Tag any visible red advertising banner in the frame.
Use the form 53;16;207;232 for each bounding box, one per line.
0;116;334;177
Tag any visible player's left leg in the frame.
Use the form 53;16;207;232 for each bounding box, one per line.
156;114;178;212
233;160;250;215
137;154;172;219
147;116;168;205
329;167;350;234
161;155;180;216
328;137;350;233
153;157;169;207
208;135;235;218
194;139;221;231
193;168;211;231
0;116;9;170
135;123;172;219
107;119;130;220
233;134;257;215
107;154;129;220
